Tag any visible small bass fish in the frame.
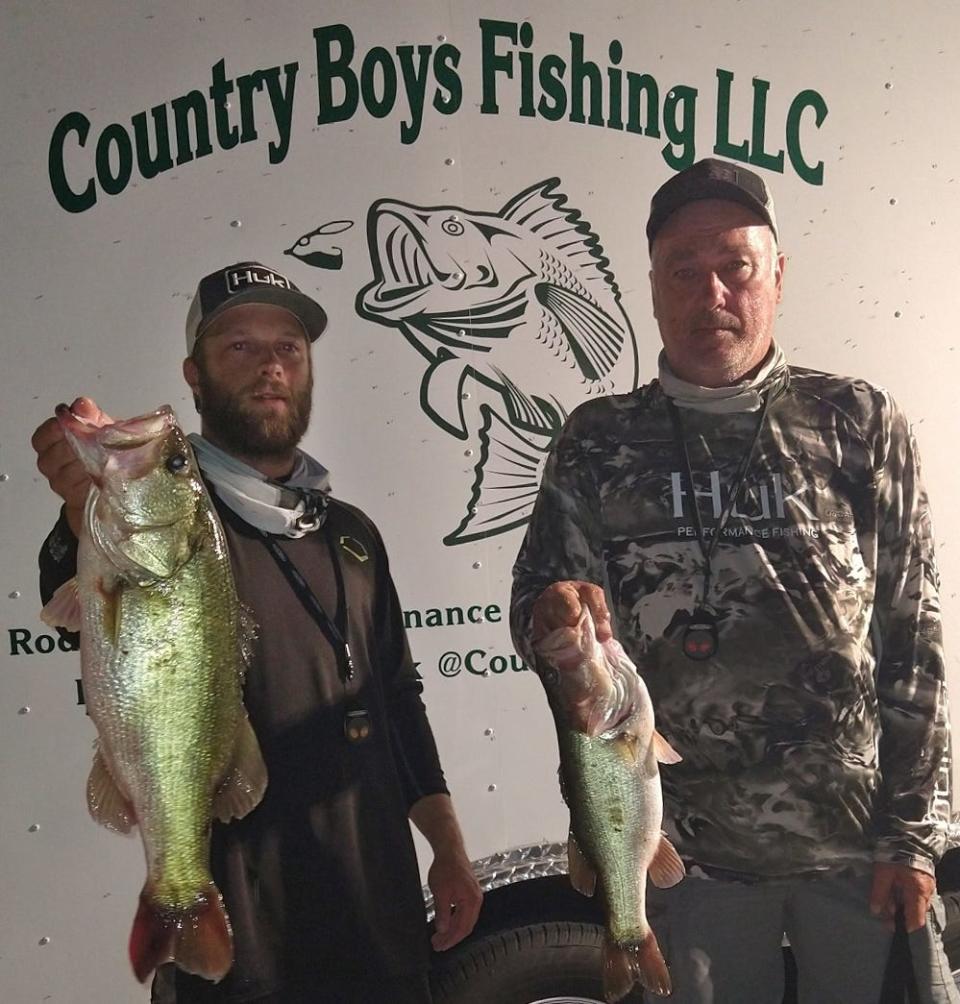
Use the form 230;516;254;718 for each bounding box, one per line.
537;608;684;1001
42;404;266;985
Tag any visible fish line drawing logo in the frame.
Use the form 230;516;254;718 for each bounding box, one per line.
355;178;639;544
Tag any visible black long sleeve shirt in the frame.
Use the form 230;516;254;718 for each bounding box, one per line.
40;490;447;1001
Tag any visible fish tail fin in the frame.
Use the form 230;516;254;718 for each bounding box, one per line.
129;882;233;984
129;887;176;983
173;882;233;982
603;931;671;1001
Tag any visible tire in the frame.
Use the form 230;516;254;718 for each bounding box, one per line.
430;921;638;1004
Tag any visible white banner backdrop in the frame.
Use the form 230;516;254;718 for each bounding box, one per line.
2;2;958;1000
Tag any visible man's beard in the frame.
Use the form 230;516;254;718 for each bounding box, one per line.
196;369;313;459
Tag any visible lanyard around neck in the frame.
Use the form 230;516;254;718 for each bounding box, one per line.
666;393;772;607
258;525;355;683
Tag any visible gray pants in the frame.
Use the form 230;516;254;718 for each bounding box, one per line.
647;872;959;1004
907;893;960;1004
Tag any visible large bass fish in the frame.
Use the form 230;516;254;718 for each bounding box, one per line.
536;609;685;1001
41;404;266;984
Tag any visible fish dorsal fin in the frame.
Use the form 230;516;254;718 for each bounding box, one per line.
211;716;268;823
499;179;620;295
652;729;682;765
534;283;625;380
87;744;136;834
648;833;686;889
40;577;82;633
567;831;597;897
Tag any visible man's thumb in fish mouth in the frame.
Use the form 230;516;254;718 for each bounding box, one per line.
70;397;113;425
577;583;613;643
532;581;612;642
531;581;585;641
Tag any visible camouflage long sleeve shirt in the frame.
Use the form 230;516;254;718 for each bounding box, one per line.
511;366;950;878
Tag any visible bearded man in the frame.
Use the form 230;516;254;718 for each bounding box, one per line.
32;261;481;1004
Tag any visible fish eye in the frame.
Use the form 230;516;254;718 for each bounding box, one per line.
442;219;465;236
166;453;188;473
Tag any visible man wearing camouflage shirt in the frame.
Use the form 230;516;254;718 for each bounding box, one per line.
511;159;957;1003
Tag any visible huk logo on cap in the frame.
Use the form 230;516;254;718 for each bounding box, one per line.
185;259;328;354
225;265;293;294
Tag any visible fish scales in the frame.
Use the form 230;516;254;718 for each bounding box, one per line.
84;518;241;906
42;404;267;985
536;608;684;1001
562;728;662;945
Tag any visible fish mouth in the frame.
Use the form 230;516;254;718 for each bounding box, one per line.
59;404;181;483
56;404;176;448
364;210;461;313
54;402;110;442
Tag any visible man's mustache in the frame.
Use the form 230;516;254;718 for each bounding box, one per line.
249;383;291;399
691;311;741;331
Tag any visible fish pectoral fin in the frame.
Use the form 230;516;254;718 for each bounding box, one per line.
87;746;136;834
652;729;682;765
567;831;597;897
534;282;624;381
211;716;268;823
618;731;642;766
421;350;470;439
648;833;686;890
40;577;82;633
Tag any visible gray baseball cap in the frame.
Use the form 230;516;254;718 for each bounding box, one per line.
185;261;328;354
646;158;778;250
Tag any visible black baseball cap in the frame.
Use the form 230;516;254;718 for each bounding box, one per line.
646;158;778;250
185;261;328;354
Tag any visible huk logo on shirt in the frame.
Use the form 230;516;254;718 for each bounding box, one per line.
670;471;818;522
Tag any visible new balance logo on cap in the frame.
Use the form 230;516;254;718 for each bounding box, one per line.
185;260;328;354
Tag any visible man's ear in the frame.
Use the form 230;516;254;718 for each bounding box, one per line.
649;269;659;318
775;252;786;303
183;356;202;413
183;356;199;393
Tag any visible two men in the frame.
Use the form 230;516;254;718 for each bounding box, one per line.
512;160;956;1002
32;262;481;1003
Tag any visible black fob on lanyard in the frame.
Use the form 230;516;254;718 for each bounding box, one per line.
682;609;720;660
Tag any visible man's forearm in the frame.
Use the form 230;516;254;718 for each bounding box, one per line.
409;793;470;859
